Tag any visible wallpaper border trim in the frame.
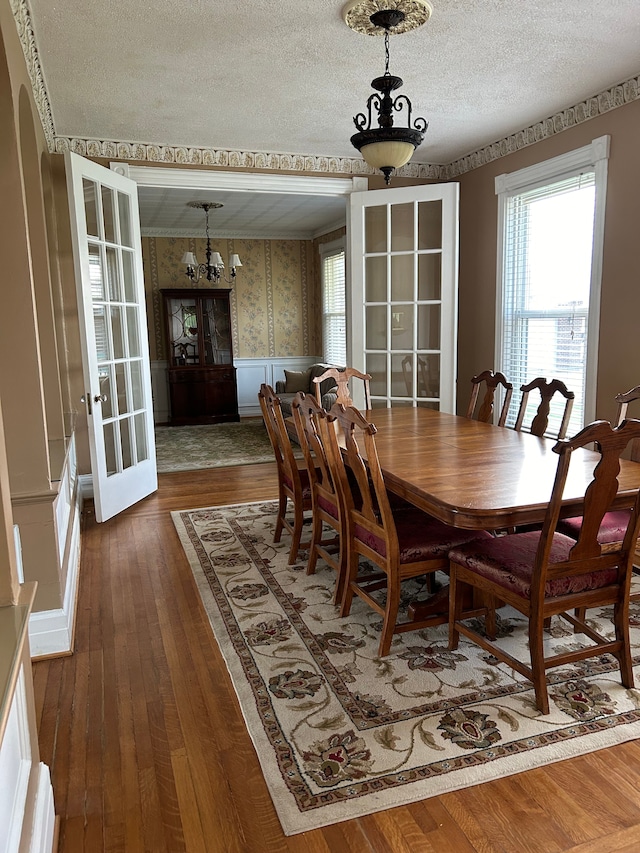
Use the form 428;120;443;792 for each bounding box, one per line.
444;76;640;179
10;0;640;178
10;0;55;150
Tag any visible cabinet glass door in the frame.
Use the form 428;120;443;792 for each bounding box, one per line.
202;296;232;365
167;296;200;366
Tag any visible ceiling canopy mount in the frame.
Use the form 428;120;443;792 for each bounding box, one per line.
344;1;432;184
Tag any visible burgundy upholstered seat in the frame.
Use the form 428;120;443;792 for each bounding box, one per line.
449;531;618;600
448;418;640;715
322;403;491;657
557;510;630;545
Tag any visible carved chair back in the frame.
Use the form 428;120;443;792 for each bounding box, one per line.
313;367;372;410
514;377;575;439
466;369;513;427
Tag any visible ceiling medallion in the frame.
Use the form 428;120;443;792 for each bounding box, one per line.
342;0;432;36
345;1;432;184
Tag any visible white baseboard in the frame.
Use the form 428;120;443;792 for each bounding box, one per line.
239;405;262;417
29;503;82;658
78;473;94;500
28;763;56;853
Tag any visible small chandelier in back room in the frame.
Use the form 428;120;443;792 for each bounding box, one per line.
344;0;432;184
181;201;242;285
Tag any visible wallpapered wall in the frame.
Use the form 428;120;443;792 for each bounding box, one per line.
141;235;326;361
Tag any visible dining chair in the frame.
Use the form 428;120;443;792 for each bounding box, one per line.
258;384;313;564
323;403;491;657
313;367;372;410
513;377;575;439
466;370;514;427
557;384;640;601
448;418;640;715
401;355;432;398
291;392;349;603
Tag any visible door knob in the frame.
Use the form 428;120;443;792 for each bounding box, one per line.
94;394;108;403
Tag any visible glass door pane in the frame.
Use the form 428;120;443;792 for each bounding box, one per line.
366;198;443;407
349;182;459;413
66;150;157;521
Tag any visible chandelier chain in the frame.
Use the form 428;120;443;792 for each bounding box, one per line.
384;30;390;75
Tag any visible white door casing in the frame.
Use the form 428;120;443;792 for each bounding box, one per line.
66;151;157;521
348;183;460;412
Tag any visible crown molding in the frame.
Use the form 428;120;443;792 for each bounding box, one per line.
141;216;347;240
444;75;640;179
312;218;349;240
54;136;446;180
10;2;640;179
140;227;316;240
10;0;55;150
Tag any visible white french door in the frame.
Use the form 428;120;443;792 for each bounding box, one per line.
348;183;459;412
65;151;157;521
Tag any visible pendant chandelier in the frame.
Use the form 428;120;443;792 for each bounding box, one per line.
181;201;242;285
344;0;432;184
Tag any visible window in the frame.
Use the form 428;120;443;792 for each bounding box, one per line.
495;136;609;437
320;240;346;365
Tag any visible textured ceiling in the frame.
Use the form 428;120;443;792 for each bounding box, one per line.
27;0;640;165
22;0;640;236
137;186;346;239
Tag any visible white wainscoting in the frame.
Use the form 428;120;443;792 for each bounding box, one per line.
0;591;56;853
236;357;321;416
151;357;323;420
0;669;31;853
28;433;83;659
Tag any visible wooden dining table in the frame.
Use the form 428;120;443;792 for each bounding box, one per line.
361;406;640;531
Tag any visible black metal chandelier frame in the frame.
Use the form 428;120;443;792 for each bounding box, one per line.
350;8;428;184
183;202;240;285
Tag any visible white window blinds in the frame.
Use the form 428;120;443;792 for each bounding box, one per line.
322;247;346;365
500;172;596;438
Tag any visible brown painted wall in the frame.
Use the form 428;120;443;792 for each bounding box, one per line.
457;98;640;422
0;0;78;610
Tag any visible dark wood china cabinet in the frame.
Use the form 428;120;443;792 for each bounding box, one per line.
162;288;239;425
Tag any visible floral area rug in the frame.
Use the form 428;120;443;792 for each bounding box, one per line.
172;500;640;835
155;419;275;472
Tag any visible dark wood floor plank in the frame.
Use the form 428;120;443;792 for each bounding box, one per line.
318;819;376;853
515;766;608;847
564;824;640;853
32;462;640;853
407;799;480;852
479;775;571;852
170;746;208;853
356;809;416;853
33;657;63;768
367;805;441;853
540;754;637;834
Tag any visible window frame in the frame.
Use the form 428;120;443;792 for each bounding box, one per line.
320;236;346;365
494;135;610;430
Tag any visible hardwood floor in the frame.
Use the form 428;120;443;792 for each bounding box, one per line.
33;463;640;852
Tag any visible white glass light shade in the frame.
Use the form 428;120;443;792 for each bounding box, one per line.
210;252;224;267
359;140;415;170
181;251;198;266
229;253;242;268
